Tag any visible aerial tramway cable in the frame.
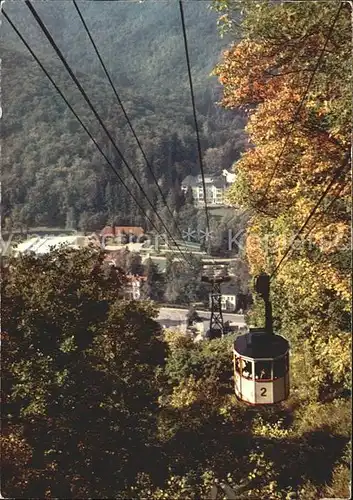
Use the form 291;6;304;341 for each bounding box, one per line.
179;0;211;241
2;8;190;268
179;0;228;336
304;179;349;244
72;0;185;241
270;153;350;279
24;0;193;267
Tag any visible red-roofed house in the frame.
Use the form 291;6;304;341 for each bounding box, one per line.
116;226;144;237
100;226;144;238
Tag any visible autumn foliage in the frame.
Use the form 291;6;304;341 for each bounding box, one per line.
214;0;350;342
213;1;351;495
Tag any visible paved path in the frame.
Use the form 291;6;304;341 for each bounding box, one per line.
157;306;246;333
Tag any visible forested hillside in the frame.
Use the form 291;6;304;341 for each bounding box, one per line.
2;0;230;100
1;0;246;231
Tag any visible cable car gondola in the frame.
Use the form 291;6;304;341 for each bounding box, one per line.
233;273;290;405
233;327;289;405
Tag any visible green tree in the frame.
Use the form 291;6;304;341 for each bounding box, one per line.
164;255;208;305
186;305;202;326
1;248;166;498
126;251;144;275
141;257;165;301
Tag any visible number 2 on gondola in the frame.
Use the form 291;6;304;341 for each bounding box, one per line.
260;387;267;397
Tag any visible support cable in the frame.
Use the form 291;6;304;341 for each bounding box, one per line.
179;0;211;237
2;9;190;268
25;0;192;266
304;178;349;243
258;3;344;209
72;0;184;240
270;153;350;279
303;178;350;267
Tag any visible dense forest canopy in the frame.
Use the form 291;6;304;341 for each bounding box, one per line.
2;247;350;499
2;0;231;101
1;0;246;231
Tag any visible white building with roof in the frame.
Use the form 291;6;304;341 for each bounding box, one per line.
222;169;236;184
181;175;227;206
181;172;237;207
209;279;240;312
13;235;83;256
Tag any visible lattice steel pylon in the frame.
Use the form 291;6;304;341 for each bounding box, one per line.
202;273;231;340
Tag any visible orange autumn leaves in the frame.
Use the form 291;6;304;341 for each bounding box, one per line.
213;1;350;344
213;1;350;254
214;35;348;214
216;40;282;106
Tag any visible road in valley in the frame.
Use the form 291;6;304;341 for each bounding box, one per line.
157;306;247;334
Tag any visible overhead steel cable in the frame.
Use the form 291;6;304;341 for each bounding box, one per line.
2;9;190;269
258;2;344;209
72;0;184;240
270;152;350;279
24;0;192;266
302;177;350;267
304;178;349;243
310;181;350;266
179;0;211;238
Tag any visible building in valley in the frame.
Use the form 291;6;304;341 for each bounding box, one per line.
124;274;147;300
209;278;239;312
181;171;235;207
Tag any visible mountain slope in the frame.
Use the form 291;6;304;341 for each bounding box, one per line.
1;0;231;102
1;1;246;231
